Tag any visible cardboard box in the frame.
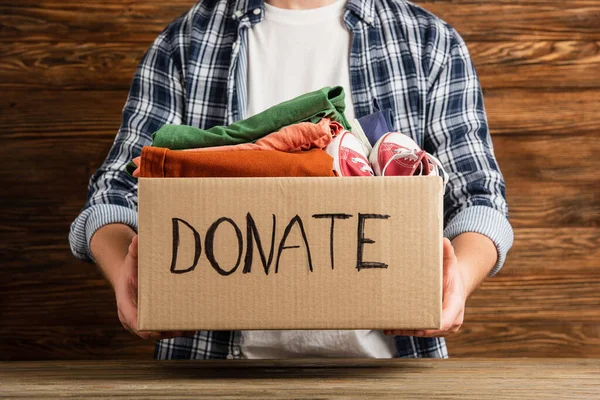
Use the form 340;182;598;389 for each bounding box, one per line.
138;176;443;331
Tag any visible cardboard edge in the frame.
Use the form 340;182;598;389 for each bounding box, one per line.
137;179;143;331
436;176;444;329
432;175;444;330
137;178;152;332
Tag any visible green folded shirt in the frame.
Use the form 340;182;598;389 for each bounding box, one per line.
153;86;350;149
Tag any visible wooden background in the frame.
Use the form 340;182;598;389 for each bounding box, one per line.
1;0;598;360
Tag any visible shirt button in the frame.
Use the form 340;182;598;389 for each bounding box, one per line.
253;8;261;15
232;41;239;51
226;354;234;360
235;10;243;18
365;16;373;24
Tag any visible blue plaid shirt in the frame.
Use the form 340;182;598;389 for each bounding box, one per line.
70;0;513;360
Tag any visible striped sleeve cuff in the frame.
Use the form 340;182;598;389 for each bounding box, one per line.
69;204;138;263
443;205;514;277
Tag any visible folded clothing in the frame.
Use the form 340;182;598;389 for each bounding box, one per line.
184;118;343;153
151;86;351;150
129;118;343;176
356;108;395;146
137;147;337;178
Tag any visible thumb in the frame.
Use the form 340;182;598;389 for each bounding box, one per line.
442;237;457;268
128;235;139;261
126;235;139;291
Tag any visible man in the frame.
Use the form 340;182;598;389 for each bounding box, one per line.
70;0;513;359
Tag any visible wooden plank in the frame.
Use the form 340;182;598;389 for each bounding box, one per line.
1;90;127;138
484;89;600;136
419;1;600;41
1;359;600;399
494;134;597;183
2;41;600;90
501;228;599;275
494;134;600;228
1;1;599;42
466;274;600;323
3;89;600;138
0;42;144;91
473;41;600;90
0;1;196;43
506;184;598;228
447;322;600;358
0;325;154;361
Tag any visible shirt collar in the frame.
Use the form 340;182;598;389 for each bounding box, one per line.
230;0;264;23
230;0;375;26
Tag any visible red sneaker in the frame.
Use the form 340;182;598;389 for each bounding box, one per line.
325;130;374;176
369;132;448;184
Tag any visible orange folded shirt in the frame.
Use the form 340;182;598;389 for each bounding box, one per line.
131;118;343;176
137;147;337;178
184;118;342;153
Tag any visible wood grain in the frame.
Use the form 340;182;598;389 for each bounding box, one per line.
447;323;600;358
420;1;600;41
2;41;600;90
484;89;600;136
474;41;600;89
0;1;196;43
0;42;144;90
502;228;599;275
2;1;599;42
466;274;600;323
1;359;599;399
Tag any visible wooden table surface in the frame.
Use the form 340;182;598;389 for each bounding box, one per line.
1;359;599;399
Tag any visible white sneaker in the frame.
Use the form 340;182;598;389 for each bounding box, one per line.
369;132;448;184
325;131;374;176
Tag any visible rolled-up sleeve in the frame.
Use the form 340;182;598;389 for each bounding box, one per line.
69;28;184;263
424;30;514;276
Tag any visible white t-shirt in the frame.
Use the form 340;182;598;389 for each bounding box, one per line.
242;0;396;359
246;0;355;120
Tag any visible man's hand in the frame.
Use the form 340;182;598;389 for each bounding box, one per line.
115;235;193;340
384;232;497;338
385;237;468;337
91;224;194;340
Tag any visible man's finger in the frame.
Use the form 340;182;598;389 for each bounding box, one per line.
117;289;139;335
449;325;461;334
137;331;154;340
129;235;139;260
118;309;134;334
441;293;463;331
442;237;457;268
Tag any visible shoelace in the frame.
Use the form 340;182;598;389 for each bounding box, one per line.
423;152;449;186
383;148;449;185
381;149;422;176
351;157;374;175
